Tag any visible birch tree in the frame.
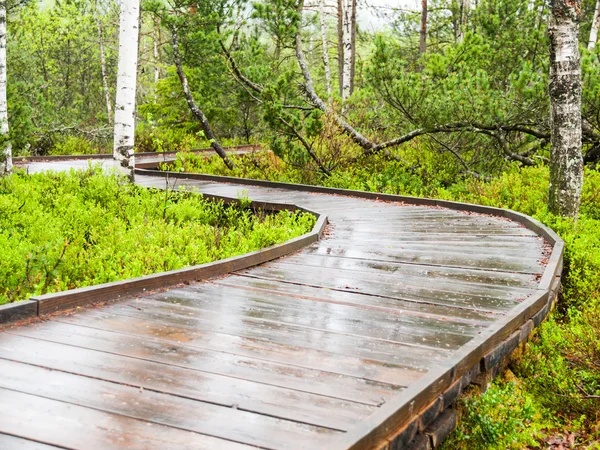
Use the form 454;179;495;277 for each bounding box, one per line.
319;0;332;102
589;0;600;50
548;0;584;217
0;0;11;176
113;0;140;180
96;9;113;126
341;0;352;101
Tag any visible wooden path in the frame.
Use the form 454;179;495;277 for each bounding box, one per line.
0;163;563;450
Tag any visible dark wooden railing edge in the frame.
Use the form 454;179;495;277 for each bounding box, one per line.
12;144;260;164
0;201;326;325
336;272;562;450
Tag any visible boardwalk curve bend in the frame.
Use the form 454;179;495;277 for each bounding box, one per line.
0;160;563;450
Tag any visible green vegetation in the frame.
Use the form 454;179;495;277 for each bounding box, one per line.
169;150;600;447
0;168;315;305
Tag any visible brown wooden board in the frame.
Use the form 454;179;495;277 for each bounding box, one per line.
8;322;405;404
0;359;339;449
0;388;256;450
70;307;451;370
54;311;429;385
0;333;374;430
0;434;63;450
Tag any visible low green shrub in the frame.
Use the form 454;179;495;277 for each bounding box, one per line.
0;168;315;304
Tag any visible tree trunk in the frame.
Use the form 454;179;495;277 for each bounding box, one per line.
154;17;161;87
548;0;584;217
0;0;11;176
341;0;352;102
589;0;600;50
171;30;235;170
420;0;428;55
337;0;344;97
319;0;333;102
349;0;357;94
113;0;140;180
96;18;113;126
457;0;469;42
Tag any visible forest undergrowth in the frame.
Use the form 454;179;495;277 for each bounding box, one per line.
0;167;315;305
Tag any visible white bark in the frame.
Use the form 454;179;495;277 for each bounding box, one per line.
548;0;584;217
154;17;161;87
0;0;11;176
97;19;113;126
589;0;600;50
319;0;332;102
113;0;140;180
341;0;352;102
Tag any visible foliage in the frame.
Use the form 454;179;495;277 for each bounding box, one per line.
0;168;315;304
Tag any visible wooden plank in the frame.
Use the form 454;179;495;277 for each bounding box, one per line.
0;388;255;450
279;253;538;289
234;269;524;313
8;322;405;404
0;359;340;450
304;244;544;274
215;276;500;324
134;290;480;350
0;301;38;325
72;307;450;370
0;434;63;450
55;311;428;385
0;333;374;430
255;260;535;300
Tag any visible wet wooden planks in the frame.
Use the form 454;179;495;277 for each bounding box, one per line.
0;172;550;449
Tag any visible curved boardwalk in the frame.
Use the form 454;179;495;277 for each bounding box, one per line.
0;163;562;450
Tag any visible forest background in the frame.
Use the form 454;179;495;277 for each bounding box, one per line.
1;0;600;447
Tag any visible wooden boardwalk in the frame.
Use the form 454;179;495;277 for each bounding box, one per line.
0;165;562;450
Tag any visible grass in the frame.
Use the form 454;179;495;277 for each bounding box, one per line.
0;167;315;305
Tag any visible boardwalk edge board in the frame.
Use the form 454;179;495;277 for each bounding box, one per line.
138;168;564;450
13;144;260;164
0;199;326;323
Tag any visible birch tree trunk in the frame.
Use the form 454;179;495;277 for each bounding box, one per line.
319;0;333;102
154;17;161;86
589;0;600;50
0;0;11;176
349;0;357;94
97;19;113;126
172;30;235;170
341;0;352;102
337;0;344;97
420;0;428;55
548;0;584;217
113;0;140;180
